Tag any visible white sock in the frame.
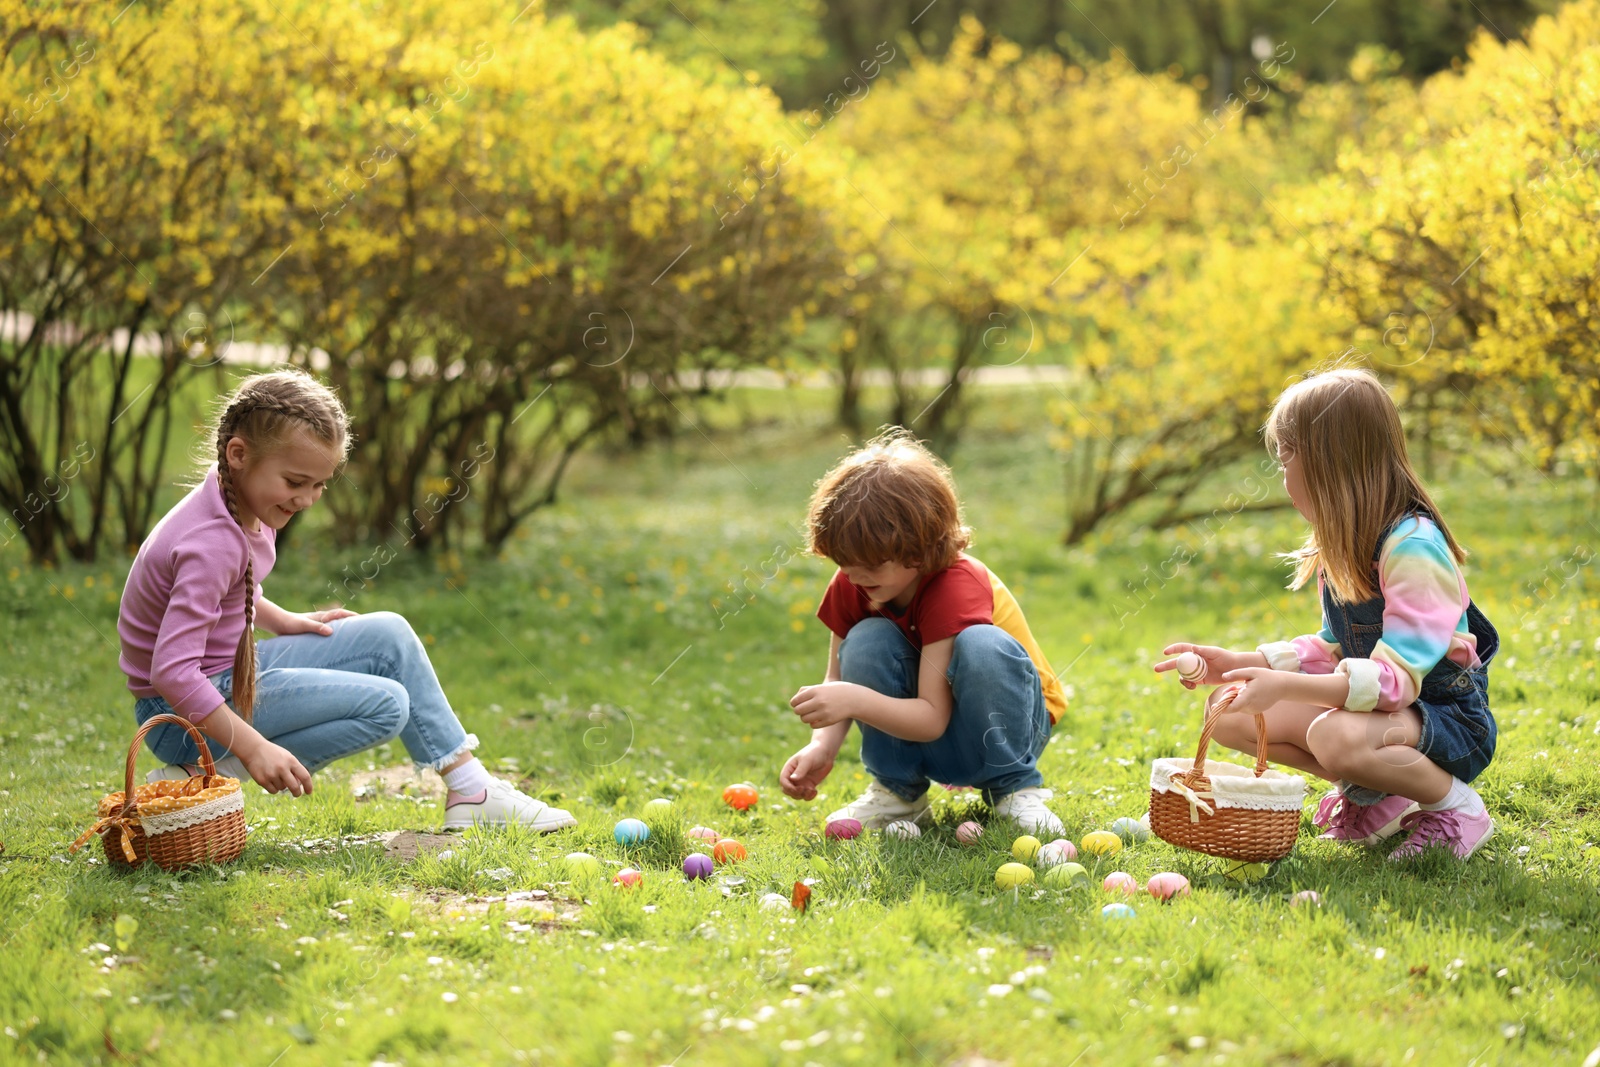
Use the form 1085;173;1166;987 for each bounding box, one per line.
442;757;493;797
1420;777;1485;816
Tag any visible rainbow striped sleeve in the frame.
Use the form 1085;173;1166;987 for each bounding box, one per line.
1349;516;1476;711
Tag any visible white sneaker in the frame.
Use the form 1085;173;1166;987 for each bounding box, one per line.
993;787;1065;837
443;778;577;833
146;755;251;784
826;779;930;830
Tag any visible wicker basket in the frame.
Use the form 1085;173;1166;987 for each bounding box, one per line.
71;713;247;869
1149;684;1307;862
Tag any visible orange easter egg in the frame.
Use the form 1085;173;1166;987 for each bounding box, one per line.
713;838;747;864
722;784;759;811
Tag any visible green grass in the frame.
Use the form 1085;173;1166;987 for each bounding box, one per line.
2;385;1599;1066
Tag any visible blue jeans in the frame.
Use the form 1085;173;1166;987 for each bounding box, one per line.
134;611;474;774
840;618;1051;802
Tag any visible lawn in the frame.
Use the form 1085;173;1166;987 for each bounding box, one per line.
2;385;1598;1066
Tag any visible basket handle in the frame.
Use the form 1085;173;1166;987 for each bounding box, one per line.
123;713;221;817
1189;683;1271;778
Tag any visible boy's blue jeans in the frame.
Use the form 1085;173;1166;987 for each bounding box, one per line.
840;618;1051;803
134;611;475;774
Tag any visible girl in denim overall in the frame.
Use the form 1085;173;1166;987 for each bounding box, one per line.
1155;368;1499;860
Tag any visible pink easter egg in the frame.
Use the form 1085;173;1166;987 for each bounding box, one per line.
955;821;984;845
1102;871;1139;896
1146;872;1191;902
688;826;720;843
825;818;863;841
1291;890;1322;907
614;867;642;888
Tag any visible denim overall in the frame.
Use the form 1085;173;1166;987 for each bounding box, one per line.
1329;514;1499;807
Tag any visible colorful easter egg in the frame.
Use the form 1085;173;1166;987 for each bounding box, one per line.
1011;835;1042;862
1101;902;1137;919
563;852;600;877
995;862;1035;889
825;818;863;841
713;838;747;864
1290;890;1322;907
955;821;985;845
758;892;790;911
643;798;674;817
1042;862;1088;888
682;853;714;880
613;818;650;846
722;783;759;811
1146;872;1191;902
687;826;720;843
1224;860;1270;883
1037;839;1078;866
884;820;922;840
613;867;642;888
1102;871;1139;896
1081;830;1123;857
1111;816;1150;843
1176;651;1206;684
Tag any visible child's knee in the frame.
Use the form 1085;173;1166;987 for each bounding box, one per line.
1305;711;1370;776
839;618;905;676
364;610;421;649
950;624;1031;680
367;680;411;738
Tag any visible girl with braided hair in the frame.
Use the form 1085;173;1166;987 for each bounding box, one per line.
117;369;577;832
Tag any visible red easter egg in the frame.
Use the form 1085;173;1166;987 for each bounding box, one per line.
722;784;759;811
713;838;747;864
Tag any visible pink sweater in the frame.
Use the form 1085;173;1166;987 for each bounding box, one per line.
118;468;276;721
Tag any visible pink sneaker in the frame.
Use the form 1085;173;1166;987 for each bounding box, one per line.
1388;808;1494;861
1313;791;1419;845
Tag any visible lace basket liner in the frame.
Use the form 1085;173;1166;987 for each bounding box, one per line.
1147;683;1307;862
71;713;248;869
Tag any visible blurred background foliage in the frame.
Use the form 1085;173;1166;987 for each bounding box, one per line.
2;0;1596;564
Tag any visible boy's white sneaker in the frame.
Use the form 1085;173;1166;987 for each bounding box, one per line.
146;755;251;784
443;778;577;833
827;779;930;830
993;787;1065;837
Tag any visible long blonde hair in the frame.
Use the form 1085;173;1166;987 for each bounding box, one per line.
209;370;349;720
1265;367;1464;603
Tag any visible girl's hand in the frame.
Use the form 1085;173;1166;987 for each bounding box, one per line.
1216;666;1289;716
278;608;358;637
242;742;314;797
789;681;861;730
780;742;837;800
1154;643;1239;688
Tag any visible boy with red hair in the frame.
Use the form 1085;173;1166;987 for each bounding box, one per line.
780;430;1068;834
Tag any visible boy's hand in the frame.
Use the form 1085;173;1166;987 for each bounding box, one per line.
790;681;861;729
241;741;314;797
780;742;836;800
1155;643;1245;688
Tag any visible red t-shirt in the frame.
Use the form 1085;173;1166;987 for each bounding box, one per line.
816;556;994;648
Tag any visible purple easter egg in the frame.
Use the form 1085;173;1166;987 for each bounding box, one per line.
683;853;714;880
